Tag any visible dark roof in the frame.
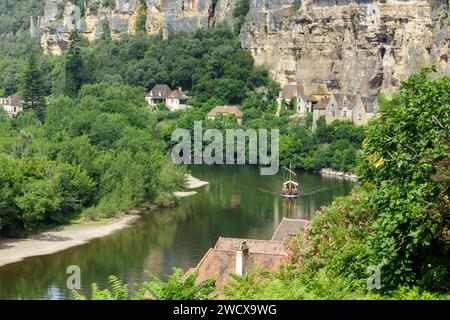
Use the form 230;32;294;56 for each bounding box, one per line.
361;96;378;113
207;106;244;118
346;94;357;103
147;84;172;99
332;94;346;106
271;218;309;241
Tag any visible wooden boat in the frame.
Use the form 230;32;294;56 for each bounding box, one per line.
282;165;299;199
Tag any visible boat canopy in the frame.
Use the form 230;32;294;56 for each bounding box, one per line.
283;180;298;187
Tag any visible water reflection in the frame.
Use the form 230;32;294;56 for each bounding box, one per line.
0;165;354;300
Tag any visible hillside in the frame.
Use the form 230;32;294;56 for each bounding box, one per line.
20;0;449;95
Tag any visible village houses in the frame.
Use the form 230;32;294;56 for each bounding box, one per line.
0;96;23;117
145;84;191;112
278;83;378;128
276;84;312;117
207;106;244;125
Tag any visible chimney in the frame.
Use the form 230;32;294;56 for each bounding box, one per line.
236;241;249;276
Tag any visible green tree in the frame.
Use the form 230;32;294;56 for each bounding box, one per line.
135;0;147;33
101;18;111;41
233;0;250;35
360;67;450;291
64;31;85;97
22;49;47;122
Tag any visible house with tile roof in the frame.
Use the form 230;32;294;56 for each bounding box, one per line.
191;237;288;287
277;83;312;117
207;106;244;125
145;84;191;112
189;219;307;288
352;96;378;126
0;96;23;117
312;97;330;130
312;93;378;129
271;218;309;241
325;94;358;124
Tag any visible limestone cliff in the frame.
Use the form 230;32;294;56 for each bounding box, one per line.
241;0;450;94
34;0;449;94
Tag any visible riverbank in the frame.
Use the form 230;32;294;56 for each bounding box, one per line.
320;168;359;181
0;215;139;268
173;174;209;198
0;174;209;268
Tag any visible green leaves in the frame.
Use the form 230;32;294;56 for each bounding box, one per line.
361;68;450;292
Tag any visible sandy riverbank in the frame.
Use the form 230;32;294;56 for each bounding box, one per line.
0;215;140;268
173;174;209;198
0;174;209;268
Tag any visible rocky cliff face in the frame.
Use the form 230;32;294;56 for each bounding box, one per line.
241;0;449;94
35;0;237;55
34;0;449;94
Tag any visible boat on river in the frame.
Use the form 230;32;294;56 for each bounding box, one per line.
281;165;299;199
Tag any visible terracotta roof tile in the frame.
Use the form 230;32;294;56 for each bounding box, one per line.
207;106;243;118
271;218;309;241
0;96;23;107
215;238;287;255
194;249;288;287
315;98;330;110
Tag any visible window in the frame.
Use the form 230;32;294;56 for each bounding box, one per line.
343;111;347;118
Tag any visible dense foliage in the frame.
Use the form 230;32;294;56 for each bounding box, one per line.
360;67;450;292
0;83;185;237
74;269;216;300
224;69;450;299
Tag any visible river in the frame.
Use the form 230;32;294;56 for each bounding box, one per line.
0;165;355;300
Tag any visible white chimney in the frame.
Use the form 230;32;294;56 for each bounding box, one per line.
236;241;249;276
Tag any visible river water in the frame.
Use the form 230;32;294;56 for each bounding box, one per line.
0;165;355;300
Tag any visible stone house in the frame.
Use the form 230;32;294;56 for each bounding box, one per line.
277;83;313;117
0;96;23;117
312;98;330;130
325;94;358;124
207;106;244;125
167;88;191;112
352;96;378;126
313;93;378;128
189;219;307;287
145;84;191;112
